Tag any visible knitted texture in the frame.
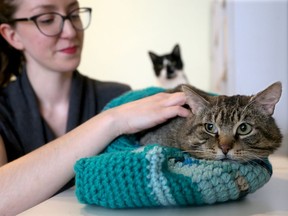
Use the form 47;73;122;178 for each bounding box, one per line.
74;87;273;208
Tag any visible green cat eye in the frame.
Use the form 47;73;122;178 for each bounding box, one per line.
237;123;253;135
204;123;218;134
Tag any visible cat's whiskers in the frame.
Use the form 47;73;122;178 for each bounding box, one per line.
234;149;267;164
183;148;216;160
239;157;269;172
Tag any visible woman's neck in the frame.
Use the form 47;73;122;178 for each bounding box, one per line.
26;67;74;137
26;68;73;106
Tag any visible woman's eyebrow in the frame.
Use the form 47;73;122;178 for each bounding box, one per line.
68;1;79;9
30;1;79;13
30;4;57;13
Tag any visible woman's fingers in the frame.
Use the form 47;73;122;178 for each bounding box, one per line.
108;92;190;135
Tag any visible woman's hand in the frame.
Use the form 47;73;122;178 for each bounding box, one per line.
106;92;190;135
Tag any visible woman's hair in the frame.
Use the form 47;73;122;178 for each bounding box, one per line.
0;0;23;87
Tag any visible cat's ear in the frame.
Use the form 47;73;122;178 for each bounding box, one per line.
148;52;158;63
181;85;210;114
172;44;180;57
249;82;282;115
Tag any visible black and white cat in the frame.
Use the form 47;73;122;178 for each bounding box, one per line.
148;44;189;89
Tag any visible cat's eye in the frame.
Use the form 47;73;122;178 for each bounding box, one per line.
204;123;218;134
236;123;253;135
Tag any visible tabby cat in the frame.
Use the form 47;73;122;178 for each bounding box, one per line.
139;82;282;162
148;44;189;88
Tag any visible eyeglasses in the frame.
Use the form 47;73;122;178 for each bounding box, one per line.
8;7;92;37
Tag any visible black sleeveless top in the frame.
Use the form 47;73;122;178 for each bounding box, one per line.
0;71;131;192
0;70;130;192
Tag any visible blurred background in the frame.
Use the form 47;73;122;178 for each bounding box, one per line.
78;0;288;155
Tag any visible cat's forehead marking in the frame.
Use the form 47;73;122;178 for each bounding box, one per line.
205;96;251;126
163;59;170;66
212;95;250;108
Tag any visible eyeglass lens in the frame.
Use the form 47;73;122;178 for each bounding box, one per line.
36;8;91;36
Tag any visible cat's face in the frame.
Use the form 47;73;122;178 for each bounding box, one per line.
148;45;185;88
149;53;183;79
179;82;282;162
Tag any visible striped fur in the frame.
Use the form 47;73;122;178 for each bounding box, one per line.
140;82;282;162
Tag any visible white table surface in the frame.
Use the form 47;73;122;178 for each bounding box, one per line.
19;156;288;216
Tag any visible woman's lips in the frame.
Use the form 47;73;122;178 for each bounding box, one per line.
60;46;77;54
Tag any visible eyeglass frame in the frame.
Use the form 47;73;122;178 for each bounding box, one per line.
7;7;92;37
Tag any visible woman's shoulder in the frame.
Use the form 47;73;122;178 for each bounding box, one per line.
78;72;130;91
94;79;131;93
0;79;18;108
91;79;132;109
75;71;131;111
77;71;131;98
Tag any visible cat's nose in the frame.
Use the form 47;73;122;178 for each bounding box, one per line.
220;144;231;155
218;136;234;155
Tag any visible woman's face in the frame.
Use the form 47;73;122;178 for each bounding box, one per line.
12;0;84;73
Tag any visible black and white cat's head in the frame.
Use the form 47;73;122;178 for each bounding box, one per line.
148;44;189;89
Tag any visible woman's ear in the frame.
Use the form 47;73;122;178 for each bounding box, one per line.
0;23;24;50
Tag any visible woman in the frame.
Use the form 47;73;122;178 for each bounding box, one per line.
0;0;189;215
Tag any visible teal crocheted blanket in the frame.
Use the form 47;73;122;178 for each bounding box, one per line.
74;87;272;208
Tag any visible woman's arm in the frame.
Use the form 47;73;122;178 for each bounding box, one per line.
0;92;189;215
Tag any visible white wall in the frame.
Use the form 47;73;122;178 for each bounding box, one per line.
78;0;211;90
226;0;288;155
